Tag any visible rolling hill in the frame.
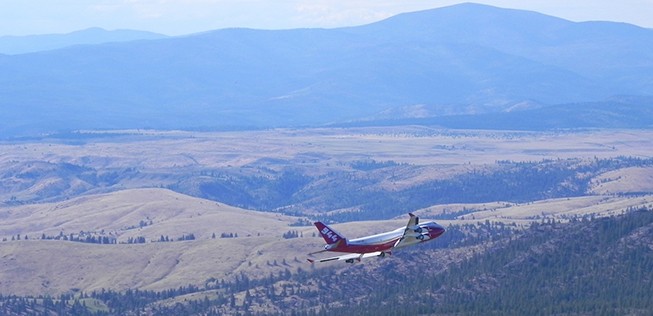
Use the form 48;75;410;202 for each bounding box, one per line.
1;186;651;297
1;3;653;136
0;188;321;295
2;128;653;220
3;196;650;315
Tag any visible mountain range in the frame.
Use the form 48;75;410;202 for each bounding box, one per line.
0;27;167;55
1;3;652;136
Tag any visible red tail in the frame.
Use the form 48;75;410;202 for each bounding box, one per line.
314;222;347;245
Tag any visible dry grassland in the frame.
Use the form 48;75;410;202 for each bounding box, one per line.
2;127;652;204
2;188;650;295
416;195;653;226
0;189;324;295
0;188;294;239
0;189;653;294
590;167;653;194
1;127;652;295
1;128;652;170
0;188;416;296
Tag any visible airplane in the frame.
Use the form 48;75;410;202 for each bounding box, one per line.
307;213;445;264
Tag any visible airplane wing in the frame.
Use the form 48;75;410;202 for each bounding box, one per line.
307;251;385;264
393;213;422;249
407;212;418;227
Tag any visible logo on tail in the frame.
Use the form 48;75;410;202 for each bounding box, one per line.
314;222;346;244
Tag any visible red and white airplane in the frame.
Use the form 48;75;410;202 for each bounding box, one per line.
308;213;445;263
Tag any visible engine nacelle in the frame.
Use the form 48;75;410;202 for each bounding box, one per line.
416;233;431;241
409;225;423;233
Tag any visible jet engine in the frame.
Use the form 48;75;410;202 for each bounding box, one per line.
408;225;423;233
416;233;431;241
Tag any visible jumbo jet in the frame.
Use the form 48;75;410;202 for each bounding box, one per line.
308;213;445;263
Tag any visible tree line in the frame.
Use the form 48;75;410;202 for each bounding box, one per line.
2;207;651;315
184;156;653;222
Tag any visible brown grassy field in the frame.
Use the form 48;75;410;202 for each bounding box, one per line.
2;127;652;204
1;127;652;295
0;187;424;296
1;188;296;240
1;188;650;296
0;188;322;295
589;167;653;195
416;195;653;226
1;128;652;170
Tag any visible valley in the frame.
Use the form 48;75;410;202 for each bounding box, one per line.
3;127;652;207
1;127;652;302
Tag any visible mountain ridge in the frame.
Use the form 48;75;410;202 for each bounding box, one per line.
0;27;168;55
1;3;652;136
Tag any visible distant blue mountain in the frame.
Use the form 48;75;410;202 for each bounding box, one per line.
0;28;167;55
1;3;652;136
336;96;653;130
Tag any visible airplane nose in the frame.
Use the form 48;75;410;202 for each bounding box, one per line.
429;223;445;238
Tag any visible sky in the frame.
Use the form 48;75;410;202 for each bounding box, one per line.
1;0;652;37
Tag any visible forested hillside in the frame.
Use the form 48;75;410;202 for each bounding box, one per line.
174;156;653;221
1;207;651;315
329;207;653;315
3;129;653;222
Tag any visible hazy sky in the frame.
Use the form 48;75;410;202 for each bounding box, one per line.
1;0;652;36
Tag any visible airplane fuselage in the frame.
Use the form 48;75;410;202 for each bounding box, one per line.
309;213;445;263
316;219;445;254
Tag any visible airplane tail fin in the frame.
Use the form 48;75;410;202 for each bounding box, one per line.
314;222;347;245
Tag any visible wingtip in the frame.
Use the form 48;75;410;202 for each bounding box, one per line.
307;258;315;264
